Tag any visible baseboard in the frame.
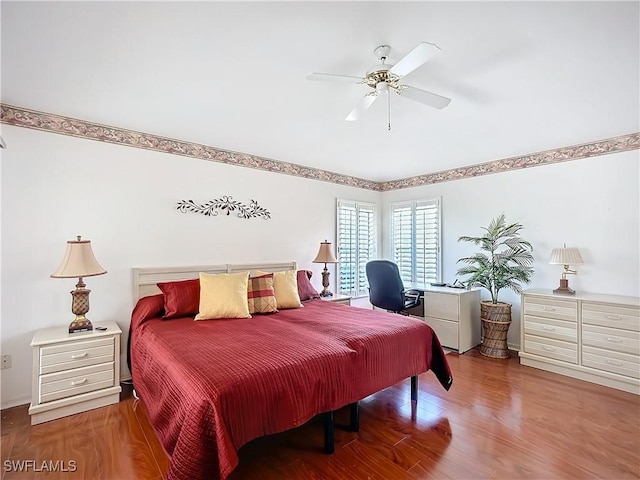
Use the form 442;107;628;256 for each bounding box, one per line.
1;397;31;410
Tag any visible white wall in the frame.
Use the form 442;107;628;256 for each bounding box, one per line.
0;125;381;408
382;150;640;348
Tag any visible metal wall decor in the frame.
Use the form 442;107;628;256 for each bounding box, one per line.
176;196;271;219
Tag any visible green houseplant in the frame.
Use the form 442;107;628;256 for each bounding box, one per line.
457;213;534;358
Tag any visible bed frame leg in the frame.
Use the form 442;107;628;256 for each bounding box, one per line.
324;411;335;454
411;375;418;402
349;402;359;432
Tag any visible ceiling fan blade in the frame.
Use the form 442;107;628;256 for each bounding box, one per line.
389;42;441;78
397;85;451;109
306;73;365;83
345;93;379;121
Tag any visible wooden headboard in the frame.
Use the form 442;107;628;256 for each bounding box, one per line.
132;262;297;301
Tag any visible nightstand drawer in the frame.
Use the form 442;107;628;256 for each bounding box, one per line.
39;362;115;403
582;324;640;355
40;337;114;374
523;297;577;322
582;303;639;331
524;334;578;364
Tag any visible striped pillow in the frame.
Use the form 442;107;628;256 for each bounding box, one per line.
248;274;278;314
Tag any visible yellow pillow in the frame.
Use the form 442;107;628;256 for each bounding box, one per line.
195;271;251;320
254;269;302;309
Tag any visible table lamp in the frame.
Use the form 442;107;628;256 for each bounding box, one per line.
313;240;338;297
549;245;583;295
51;236;107;333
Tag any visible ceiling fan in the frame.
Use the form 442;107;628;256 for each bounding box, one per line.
307;42;451;128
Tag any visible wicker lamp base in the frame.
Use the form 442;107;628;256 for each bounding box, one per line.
479;301;512;359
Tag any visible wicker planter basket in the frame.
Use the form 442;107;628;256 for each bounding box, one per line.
480;301;512;358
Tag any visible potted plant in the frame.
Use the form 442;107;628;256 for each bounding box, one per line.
457;214;534;358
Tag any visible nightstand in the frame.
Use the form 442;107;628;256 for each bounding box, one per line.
321;294;352;306
28;320;122;425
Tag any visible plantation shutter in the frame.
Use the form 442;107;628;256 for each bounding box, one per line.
337;199;377;296
391;198;441;285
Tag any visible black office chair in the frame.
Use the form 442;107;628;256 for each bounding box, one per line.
365;260;421;314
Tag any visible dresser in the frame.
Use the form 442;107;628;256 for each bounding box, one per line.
29;321;122;425
411;286;481;353
519;289;639;394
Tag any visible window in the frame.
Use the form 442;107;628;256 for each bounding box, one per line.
337;199;377;297
391;198;441;286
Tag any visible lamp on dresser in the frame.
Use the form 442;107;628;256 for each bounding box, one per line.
51;235;107;333
549;244;583;295
313;240;338;297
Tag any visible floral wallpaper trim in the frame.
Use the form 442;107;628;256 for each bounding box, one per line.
0;104;381;191
1;104;638;192
379;133;640;191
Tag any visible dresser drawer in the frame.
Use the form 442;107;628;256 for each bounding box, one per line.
582;303;639;332
424;316;458;350
582;324;640;355
424;293;459;322
524;315;577;343
39;362;115;403
582;346;639;379
40;337;114;375
523;297;577;322
524;334;578;364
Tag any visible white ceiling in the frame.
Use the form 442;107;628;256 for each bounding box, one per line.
2;1;639;182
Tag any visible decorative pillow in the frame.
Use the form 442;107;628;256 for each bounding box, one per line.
247;274;278;314
157;279;200;319
254;269;303;309
195;271;251;320
297;270;320;301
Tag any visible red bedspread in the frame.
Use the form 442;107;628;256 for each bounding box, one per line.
130;296;452;480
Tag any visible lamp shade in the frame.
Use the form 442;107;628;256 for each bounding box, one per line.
549;247;584;266
51;236;107;278
313;241;338;264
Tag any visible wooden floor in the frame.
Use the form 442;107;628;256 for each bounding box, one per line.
2;349;639;479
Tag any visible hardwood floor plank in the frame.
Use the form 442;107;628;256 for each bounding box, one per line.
2;349;638;479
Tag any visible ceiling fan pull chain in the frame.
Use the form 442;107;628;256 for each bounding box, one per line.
388;89;391;131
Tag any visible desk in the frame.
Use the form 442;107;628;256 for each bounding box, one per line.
406;285;481;353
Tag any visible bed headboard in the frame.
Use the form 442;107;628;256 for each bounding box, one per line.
132;262;297;301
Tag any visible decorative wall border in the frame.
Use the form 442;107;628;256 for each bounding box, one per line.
379;132;640;191
0;104;380;191
2;104;638;192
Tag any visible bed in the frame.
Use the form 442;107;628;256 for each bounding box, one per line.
129;262;452;480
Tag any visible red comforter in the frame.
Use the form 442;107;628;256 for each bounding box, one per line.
130;295;452;480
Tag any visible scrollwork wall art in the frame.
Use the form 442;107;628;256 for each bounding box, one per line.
176;196;271;220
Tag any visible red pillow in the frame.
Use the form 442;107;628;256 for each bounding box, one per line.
157;279;200;319
297;270;320;301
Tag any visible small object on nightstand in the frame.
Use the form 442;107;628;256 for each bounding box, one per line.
95;326;108;331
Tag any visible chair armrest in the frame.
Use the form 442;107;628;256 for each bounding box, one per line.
402;289;421;310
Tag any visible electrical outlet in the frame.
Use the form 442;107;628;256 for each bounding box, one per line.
1;355;11;370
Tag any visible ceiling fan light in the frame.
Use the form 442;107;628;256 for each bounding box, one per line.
376;82;389;93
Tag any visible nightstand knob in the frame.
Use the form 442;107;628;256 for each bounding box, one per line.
71;378;88;386
71;352;88;359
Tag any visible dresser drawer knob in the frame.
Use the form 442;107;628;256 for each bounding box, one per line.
606;359;623;367
71;377;88;386
605;314;622;320
542;346;556;352
605;337;623;343
543;307;555;311
542;326;556;331
71;352;88;359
